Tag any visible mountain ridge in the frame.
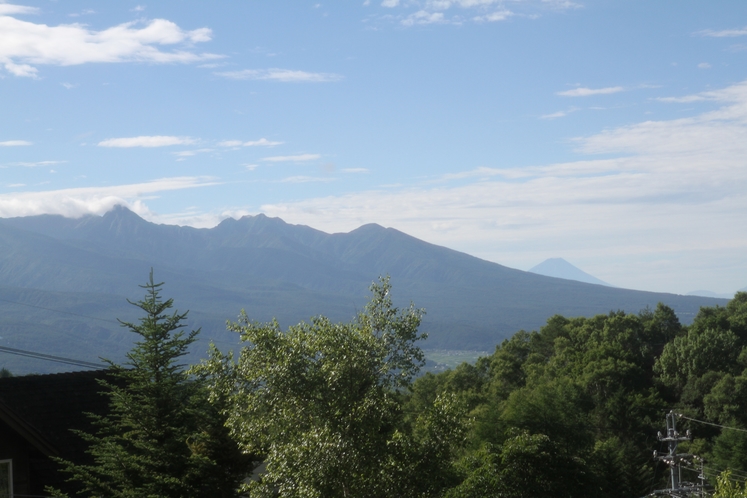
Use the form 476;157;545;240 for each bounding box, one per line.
0;207;730;373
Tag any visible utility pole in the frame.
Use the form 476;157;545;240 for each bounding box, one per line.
646;410;706;497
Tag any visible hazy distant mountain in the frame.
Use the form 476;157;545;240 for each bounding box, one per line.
529;258;610;286
0;207;728;373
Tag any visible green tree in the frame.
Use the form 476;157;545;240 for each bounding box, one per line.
445;431;595;498
197;277;463;498
713;470;747;498
51;272;251;497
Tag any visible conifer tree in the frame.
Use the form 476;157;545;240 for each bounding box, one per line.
51;271;252;497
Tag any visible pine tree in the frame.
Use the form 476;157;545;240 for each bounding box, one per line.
51;271;252;497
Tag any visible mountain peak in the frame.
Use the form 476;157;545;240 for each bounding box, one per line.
529;258;610;286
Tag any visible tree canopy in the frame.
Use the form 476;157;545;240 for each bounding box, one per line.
51;271;251;498
196;277;467;497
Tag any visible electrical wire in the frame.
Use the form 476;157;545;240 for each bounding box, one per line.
700;464;747;481
0;345;104;369
676;413;747;434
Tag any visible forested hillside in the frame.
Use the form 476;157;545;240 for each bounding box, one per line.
403;293;747;496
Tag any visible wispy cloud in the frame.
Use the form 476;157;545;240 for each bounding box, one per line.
279;176;335;183
7;160;66;168
473;10;512;22
215;68;342;82
172;148;213;158
342;168;369;173
0;12;220;77
98;136;196;148
698;26;747;38
256;79;747;293
378;0;577;27
0;3;38;15
653;81;747;104
557;86;624;97
262;153;321;162
0;176;220;219
540;108;578;119
0;140;32;146
402;11;446;26
218;138;283;147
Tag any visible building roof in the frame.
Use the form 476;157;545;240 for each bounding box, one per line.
0;369;113;460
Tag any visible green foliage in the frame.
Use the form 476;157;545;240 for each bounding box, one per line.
407;306;679;497
445;431;595;498
713;470;747;498
196;277;466;498
50;272;251;498
655;327;740;393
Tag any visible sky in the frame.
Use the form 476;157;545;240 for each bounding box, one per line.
1;0;746;296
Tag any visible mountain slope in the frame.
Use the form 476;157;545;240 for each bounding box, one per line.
0;208;729;372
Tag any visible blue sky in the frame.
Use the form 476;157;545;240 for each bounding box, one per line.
1;0;746;295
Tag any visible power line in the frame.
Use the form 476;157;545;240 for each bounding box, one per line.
0;345;104;369
0;297;119;325
677;413;747;434
695;463;747;482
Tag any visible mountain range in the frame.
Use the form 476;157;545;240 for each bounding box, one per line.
0;206;730;373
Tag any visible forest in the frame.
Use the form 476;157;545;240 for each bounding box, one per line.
51;275;747;497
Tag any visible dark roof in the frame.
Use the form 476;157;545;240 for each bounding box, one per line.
0;369;113;459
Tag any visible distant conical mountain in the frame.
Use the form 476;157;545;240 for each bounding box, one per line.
0;207;728;373
529;258;610;286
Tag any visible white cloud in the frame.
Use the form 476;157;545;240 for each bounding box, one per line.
698;62;711;69
557;86;624;97
9;160;65;167
97;136;196;148
342;168;369;173
0;3;38;15
540;109;576;119
699;26;747;38
474;10;512;22
655;95;707;104
0;176;219;219
172;148;213;157
244;138;283;146
0;140;32;146
218;138;283;147
402;10;445;26
380;0;576;27
0;14;220;77
262;153;321;162
215;68;342;82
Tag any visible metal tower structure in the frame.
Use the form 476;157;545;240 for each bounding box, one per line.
646;411;707;497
